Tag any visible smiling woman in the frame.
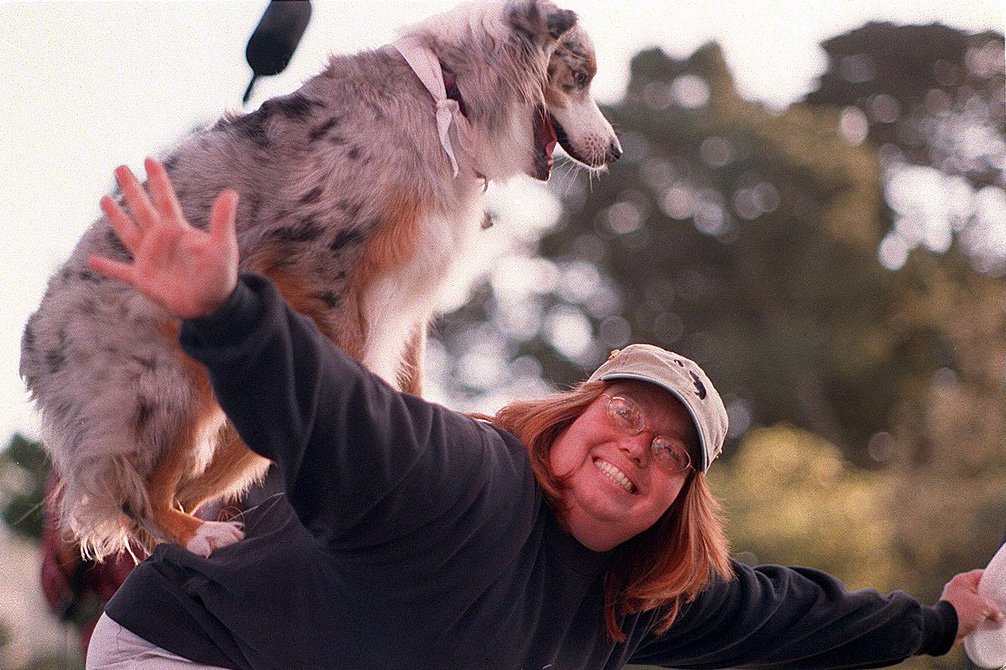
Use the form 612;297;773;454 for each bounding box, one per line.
491;345;732;641
549;382;699;550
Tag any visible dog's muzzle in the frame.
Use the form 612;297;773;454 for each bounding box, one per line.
551;116;622;169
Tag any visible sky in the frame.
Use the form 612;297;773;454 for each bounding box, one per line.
1;0;1003;445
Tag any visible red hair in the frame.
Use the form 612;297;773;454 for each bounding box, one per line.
486;380;734;640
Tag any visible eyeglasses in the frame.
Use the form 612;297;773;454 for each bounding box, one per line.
601;394;693;474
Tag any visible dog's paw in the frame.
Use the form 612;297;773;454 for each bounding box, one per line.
185;520;245;557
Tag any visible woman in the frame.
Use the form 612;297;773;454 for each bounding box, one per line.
85;159;998;669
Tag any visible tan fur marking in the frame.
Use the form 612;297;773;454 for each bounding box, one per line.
176;423;271;513
245;250;369;361
544;85;566;110
351;194;426;300
151;507;208;546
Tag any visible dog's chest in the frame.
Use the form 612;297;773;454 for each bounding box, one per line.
358;201;483;382
370;202;482;312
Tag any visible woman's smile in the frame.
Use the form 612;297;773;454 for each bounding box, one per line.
592;457;636;494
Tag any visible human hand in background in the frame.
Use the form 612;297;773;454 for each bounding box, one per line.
942;569;1003;643
88;157;240;320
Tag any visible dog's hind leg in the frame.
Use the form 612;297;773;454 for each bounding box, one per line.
141;353;244;557
175;423;271;516
144;416;246;556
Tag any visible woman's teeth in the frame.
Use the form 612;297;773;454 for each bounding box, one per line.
594;459;634;493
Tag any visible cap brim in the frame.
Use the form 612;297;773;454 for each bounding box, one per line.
597;372;712;472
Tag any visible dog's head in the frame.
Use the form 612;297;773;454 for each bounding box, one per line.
502;1;622;180
403;1;621;182
542;23;622;175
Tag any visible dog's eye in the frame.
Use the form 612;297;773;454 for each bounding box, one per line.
573;71;589;88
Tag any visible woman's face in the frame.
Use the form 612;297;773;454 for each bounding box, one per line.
549;380;698;551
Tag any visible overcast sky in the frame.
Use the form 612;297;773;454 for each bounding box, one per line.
1;1;1002;443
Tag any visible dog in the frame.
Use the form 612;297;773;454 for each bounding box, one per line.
19;0;621;560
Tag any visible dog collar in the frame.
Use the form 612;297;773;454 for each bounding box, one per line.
392;37;473;178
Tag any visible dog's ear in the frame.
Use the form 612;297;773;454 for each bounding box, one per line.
509;0;578;47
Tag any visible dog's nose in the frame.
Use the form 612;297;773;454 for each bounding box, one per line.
606;139;623;163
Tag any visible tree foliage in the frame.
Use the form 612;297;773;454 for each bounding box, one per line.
806;22;1006;274
1;433;48;541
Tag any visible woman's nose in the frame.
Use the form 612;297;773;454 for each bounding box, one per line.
617;432;651;465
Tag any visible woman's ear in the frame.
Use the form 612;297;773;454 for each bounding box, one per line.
508;0;578;48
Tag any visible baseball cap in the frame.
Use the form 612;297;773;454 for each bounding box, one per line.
586;344;728;472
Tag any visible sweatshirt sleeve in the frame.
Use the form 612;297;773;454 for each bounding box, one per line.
628;561;958;669
178;274;517;548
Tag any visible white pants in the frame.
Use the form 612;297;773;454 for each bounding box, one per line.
86;612;232;670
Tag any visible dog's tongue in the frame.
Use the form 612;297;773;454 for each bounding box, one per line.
535;107;557;173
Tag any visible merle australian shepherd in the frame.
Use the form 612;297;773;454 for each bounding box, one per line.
20;0;620;559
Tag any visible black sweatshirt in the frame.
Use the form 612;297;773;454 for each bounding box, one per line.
104;274;957;670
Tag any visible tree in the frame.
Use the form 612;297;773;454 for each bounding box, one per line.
1;433;48;541
805;23;1006;275
803;26;1006;603
437;42;915;462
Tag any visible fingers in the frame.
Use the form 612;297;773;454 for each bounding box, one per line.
942;569;1005;642
113;158;186;232
946;569;984;594
209;189;239;246
99;195;141;252
87;253;137;287
965;569;985;586
114;164;158;231
144;157;186;224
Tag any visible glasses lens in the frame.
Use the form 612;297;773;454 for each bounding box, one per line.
606;396;643;433
606;395;693;474
652;437;691;473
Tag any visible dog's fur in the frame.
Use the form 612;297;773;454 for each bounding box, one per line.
20;0;620;559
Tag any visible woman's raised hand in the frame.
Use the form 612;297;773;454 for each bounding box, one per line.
88;157;240;320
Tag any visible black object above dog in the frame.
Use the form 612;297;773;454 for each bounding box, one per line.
243;0;313;104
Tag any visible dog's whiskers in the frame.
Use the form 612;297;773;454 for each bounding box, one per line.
548;159;579;196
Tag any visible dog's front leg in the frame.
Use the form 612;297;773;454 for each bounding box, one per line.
398;323;426;396
141;353;245;557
